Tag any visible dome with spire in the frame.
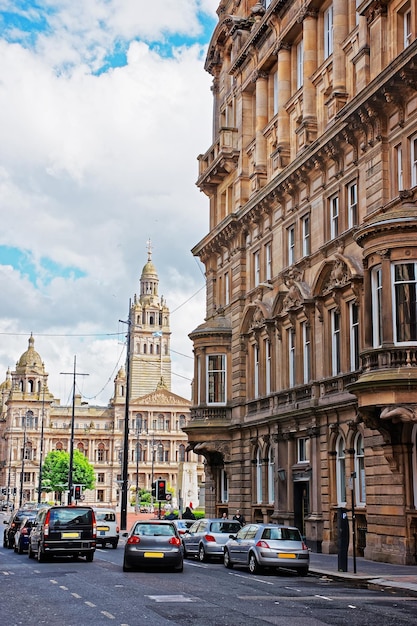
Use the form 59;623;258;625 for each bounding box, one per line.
16;335;44;373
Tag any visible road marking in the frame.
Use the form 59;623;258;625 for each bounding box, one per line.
187;561;208;568
230;573;273;585
348;605;356;608
50;579;58;584
59;585;68;590
71;593;82;598
284;586;301;592
315;595;333;601
147;595;197;603
101;611;115;619
85;601;96;608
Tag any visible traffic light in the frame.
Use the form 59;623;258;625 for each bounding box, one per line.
1;488;6;495
157;479;166;501
74;485;82;500
151;481;156;498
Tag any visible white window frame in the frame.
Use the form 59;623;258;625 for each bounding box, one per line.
267;446;275;504
206;354;226;405
330;194;339;239
396;144;403;191
273;70;279;116
302;321;311;384
354;433;366;506
331;309;341;375
265;242;272;281
302;215;310;257
297;437;309;463
347;181;358;228
225;271;230;306
221;468;229;503
404;7;412;48
371;267;383;347
296;39;304;89
254;343;260;398
349;301;360;371
288;328;295;387
324;4;334;59
336;435;347;506
411;134;417;187
265;338;272;395
288;225;295;265
392;262;417;344
256;448;263;504
254;250;260;287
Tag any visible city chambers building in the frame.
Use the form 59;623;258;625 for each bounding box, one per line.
0;249;204;513
185;0;417;564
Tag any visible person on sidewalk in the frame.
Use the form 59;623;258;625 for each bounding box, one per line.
233;510;246;526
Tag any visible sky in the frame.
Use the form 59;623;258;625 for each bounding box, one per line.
0;0;219;406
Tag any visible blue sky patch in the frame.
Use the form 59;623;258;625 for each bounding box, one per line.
0;245;85;286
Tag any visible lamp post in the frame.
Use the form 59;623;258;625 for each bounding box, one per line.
150;435;163;511
135;422;141;513
37;381;46;504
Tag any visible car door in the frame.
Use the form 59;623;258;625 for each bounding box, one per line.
184;520;202;554
227;526;248;563
240;525;259;564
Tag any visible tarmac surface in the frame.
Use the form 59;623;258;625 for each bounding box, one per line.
120;510;417;598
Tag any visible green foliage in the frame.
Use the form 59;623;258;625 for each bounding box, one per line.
42;449;95;493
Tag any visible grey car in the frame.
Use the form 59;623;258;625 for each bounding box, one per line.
182;518;242;562
224;523;310;575
122;520;183;572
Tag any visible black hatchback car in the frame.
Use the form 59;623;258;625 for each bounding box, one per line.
28;505;97;562
3;508;37;549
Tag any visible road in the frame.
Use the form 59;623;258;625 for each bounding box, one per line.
0;540;416;626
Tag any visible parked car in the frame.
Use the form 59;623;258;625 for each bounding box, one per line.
223;523;310;576
182;518;242;562
122;520;183;572
171;519;194;537
93;508;119;549
3;508;37;549
28;505;96;562
1;501;13;511
14;515;36;554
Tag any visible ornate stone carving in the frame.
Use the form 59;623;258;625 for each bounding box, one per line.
380;406;417;423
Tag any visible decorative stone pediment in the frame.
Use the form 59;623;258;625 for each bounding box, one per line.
323;245;363;294
281;268;311;313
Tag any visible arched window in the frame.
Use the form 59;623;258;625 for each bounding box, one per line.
158;414;164;430
97;443;105;462
135;414;143;432
256;447;263;504
77;443;85;455
267;446;275;504
336;435;346;505
179;415;186;430
354;433;366;506
157;444;164;463
178;444;185;462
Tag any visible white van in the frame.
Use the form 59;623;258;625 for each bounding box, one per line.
93;508;119;549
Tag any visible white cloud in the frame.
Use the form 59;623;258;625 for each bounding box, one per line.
0;0;216;404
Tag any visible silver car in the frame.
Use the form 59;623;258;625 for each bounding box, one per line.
182;518;242;562
224;523;310;575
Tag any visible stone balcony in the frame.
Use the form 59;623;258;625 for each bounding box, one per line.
197;127;239;192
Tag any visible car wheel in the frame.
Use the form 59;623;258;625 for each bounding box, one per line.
248;552;261;574
28;544;34;559
122;557;132;572
111;540;118;549
3;536;7;548
198;544;207;562
37;545;46;563
174;560;184;572
6;535;13;549
17;541;24;555
224;549;233;569
297;566;309;577
182;542;189;559
85;553;94;562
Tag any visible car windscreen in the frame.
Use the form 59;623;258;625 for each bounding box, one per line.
95;511;116;522
262;527;301;541
49;508;93;528
210;522;242;534
133;523;175;536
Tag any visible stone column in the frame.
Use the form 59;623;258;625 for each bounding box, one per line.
302;10;318;122
332;0;348;95
254;70;268;172
276;42;291;164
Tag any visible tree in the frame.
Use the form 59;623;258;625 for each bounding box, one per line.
42;450;95;494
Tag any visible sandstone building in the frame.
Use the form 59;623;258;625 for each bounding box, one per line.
0;249;204;512
185;0;417;564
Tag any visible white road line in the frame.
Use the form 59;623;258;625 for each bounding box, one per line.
229;572;274;585
85;601;96;608
101;611;115;619
315;595;333;601
59;585;68;590
50;579;58;584
71;593;82;599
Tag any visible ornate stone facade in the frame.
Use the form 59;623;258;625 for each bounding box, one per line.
186;0;417;564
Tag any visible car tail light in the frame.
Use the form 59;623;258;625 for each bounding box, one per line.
127;535;141;544
44;510;51;537
116;525;120;533
21;528;28;536
302;541;308;551
256;540;270;549
204;534;216;543
92;510;97;539
168;536;181;546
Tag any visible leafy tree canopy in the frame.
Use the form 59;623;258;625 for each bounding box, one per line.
42;450;95;493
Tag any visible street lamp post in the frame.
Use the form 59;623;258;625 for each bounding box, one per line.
135;424;140;513
150;435;163;513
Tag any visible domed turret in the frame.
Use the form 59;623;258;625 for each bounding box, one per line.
16;335;44;373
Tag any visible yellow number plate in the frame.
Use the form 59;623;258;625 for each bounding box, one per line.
62;532;80;538
97;526;110;532
278;553;296;559
144;552;164;558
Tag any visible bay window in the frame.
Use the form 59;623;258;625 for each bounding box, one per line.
207;354;226;404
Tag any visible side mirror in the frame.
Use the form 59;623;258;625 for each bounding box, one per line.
229;534;237;540
122;532;129;538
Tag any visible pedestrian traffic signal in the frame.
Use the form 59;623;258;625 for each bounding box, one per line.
157;480;166;501
151;481;156;498
74;485;82;500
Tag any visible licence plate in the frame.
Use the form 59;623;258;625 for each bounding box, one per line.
144;552;164;558
97;526;109;532
62;532;80;539
278;553;296;558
